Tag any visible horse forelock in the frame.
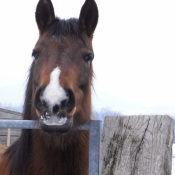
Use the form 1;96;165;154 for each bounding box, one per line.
48;18;84;40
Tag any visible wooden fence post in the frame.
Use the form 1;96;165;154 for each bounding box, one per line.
7;128;11;147
100;115;174;175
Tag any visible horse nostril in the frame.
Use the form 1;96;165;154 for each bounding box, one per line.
52;105;59;114
34;86;46;112
65;88;75;112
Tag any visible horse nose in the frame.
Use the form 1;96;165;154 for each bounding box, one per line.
34;87;75;115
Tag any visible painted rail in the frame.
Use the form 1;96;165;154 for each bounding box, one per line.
0;119;102;175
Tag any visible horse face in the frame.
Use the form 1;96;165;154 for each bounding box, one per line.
31;0;98;134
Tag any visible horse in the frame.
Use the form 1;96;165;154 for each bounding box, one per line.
0;0;98;174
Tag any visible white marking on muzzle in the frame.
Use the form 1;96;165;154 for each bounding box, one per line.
41;67;67;111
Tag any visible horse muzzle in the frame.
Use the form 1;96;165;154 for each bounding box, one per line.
34;87;76;133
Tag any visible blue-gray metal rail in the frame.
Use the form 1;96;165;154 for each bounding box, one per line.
0;119;102;175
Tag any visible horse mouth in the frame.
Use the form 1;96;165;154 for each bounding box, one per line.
39;112;73;133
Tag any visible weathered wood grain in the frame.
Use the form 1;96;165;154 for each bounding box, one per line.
100;115;174;175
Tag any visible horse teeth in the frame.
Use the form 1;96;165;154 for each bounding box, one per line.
63;117;67;123
58;117;67;125
42;115;68;125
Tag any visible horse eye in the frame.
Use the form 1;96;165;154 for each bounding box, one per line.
83;55;93;63
32;51;39;59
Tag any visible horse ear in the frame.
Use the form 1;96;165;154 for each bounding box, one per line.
79;0;98;38
35;0;55;34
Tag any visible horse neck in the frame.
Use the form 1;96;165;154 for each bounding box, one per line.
28;130;89;175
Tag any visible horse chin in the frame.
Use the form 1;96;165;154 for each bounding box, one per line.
39;115;73;134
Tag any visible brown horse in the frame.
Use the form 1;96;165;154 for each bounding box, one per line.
0;0;98;174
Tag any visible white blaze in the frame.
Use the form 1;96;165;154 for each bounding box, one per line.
41;67;67;110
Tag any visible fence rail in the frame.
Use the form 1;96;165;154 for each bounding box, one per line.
0;119;102;175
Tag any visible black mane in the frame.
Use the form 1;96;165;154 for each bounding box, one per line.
4;63;34;175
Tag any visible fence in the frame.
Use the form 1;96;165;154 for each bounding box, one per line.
0;119;102;175
0;108;174;174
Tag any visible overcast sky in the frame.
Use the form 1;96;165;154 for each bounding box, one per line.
0;0;175;115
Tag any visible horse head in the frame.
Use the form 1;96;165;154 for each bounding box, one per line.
31;0;98;134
